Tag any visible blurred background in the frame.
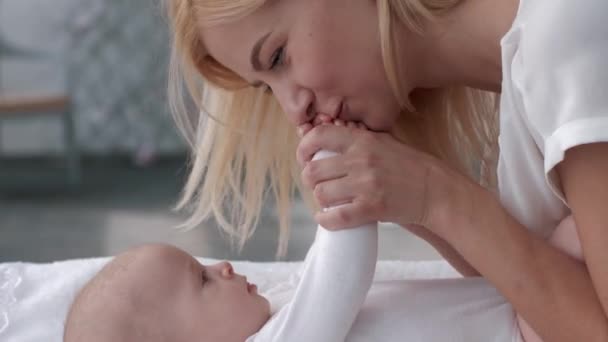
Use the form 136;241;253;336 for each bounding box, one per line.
0;0;440;263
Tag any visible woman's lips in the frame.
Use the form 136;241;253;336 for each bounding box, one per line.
247;282;257;294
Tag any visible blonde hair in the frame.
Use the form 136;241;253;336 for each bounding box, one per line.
165;0;498;258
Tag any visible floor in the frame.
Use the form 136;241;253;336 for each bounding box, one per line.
0;156;441;263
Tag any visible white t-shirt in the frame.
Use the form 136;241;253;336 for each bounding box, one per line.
497;0;608;237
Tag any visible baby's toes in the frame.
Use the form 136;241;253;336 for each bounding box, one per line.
316;114;333;126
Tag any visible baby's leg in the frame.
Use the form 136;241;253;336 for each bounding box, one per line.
517;215;583;342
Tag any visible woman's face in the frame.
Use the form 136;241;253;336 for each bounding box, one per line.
200;0;406;132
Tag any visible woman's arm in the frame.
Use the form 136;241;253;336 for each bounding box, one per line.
558;143;608;320
422;148;608;342
402;223;480;276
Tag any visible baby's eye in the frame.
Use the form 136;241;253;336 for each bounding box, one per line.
201;270;208;285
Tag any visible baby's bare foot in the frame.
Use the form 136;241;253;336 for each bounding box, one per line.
297;114;368;138
314;114;333;126
333;119;367;130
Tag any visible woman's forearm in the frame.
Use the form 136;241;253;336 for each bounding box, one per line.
439;185;608;342
427;235;480;277
402;223;480;276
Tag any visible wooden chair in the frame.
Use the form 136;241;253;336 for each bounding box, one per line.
0;4;82;188
0;93;82;186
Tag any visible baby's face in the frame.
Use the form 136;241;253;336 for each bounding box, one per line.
126;245;271;342
186;258;272;341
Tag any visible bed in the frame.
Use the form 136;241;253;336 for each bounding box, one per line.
0;257;457;342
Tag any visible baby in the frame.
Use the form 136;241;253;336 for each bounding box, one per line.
63;218;579;342
63;238;519;342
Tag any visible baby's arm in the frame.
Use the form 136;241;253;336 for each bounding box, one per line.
250;151;378;342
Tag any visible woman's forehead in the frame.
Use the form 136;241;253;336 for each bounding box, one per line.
199;4;280;76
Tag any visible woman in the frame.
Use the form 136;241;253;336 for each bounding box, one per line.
165;0;608;341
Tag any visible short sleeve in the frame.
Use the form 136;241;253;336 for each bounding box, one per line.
519;0;608;202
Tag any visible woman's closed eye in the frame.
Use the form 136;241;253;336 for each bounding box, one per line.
265;46;285;93
269;46;285;70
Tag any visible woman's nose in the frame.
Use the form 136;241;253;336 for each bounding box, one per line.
273;80;315;125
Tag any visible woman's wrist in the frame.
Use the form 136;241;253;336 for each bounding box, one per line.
421;162;494;242
392;160;486;276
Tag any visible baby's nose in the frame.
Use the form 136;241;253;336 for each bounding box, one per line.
219;261;234;278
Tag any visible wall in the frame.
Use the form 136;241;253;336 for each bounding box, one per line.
0;0;185;156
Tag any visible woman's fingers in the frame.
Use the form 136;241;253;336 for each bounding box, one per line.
301;155;347;188
315;200;376;230
296;116;444;230
296;125;355;167
312;176;355;209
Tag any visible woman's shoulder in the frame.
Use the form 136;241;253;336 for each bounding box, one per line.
521;0;608;58
514;0;608;101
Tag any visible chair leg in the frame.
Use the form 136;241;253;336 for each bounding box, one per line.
62;104;81;186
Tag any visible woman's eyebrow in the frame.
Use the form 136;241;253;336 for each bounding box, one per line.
251;31;272;71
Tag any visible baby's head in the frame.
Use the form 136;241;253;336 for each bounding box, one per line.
64;244;270;342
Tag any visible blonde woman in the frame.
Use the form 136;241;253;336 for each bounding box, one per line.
165;0;608;341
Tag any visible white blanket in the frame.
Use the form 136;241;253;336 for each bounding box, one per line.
0;258;456;342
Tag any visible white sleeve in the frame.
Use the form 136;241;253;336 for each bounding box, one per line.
519;0;608;201
249;151;378;342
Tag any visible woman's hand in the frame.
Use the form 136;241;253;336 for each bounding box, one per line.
296;116;472;232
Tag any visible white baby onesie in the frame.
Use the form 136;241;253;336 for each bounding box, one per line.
246;150;379;341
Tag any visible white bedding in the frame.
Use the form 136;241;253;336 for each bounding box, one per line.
0;257;456;342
